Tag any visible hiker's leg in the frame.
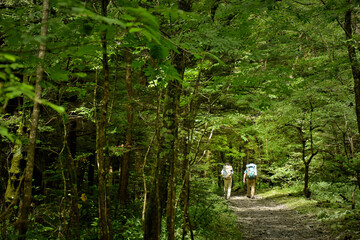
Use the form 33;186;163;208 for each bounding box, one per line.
224;179;230;198
250;179;255;197
246;179;251;197
227;179;232;199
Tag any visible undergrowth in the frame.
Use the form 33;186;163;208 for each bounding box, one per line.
184;178;242;240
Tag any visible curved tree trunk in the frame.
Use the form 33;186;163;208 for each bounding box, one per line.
17;0;49;238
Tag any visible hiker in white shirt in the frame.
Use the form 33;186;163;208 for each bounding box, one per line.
221;163;233;199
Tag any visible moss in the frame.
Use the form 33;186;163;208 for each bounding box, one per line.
5;139;23;202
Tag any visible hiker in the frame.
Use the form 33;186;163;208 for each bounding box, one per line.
221;163;233;199
243;162;257;199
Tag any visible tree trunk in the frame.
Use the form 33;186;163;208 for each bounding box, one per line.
301;137;311;198
164;77;180;240
143;160;162;239
144;1;189;238
304;163;310;198
180;55;203;240
143;52;182;240
64;118;80;240
144;76;181;239
181;167;193;240
97;0;112;239
17;0;49;237
181;132;194;240
303;102;318;198
165;43;187;239
119;48;133;206
144;89;163;240
344;8;360;135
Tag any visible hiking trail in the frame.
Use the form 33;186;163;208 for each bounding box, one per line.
228;195;331;240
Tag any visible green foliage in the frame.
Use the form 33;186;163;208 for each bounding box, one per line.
0;53;34;103
113;216;143;240
187;178;242;240
2;0;360;238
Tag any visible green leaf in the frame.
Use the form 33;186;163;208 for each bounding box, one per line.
73;72;87;78
0;72;7;80
0;53;16;62
125;7;159;29
149;43;169;61
161;63;181;81
0;126;14;142
47;68;69;82
4;83;35;99
129;28;143;34
72;7;125;28
40;100;65;114
205;52;225;65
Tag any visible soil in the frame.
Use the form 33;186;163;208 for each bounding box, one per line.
228;194;332;240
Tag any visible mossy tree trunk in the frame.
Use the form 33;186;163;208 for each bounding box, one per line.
5;119;25;203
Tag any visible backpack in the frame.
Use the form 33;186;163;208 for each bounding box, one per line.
246;164;257;179
223;165;232;180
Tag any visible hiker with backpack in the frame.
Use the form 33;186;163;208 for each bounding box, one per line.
221;163;233;199
243;162;257;199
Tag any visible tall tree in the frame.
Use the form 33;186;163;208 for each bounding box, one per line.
119;47;133;206
144;1;190;238
63;117;81;239
344;3;360;135
16;0;49;238
97;0;113;239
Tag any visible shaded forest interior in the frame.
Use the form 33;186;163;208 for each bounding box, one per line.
1;0;360;239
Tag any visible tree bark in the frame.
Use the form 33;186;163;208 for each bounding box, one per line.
344;8;360;135
143;49;183;240
144;1;190;238
64;118;80;240
119;47;133;206
16;0;49;237
165;34;187;239
97;0;112;239
143;88;163;240
304;163;310;198
180;55;202;240
165;77;180;240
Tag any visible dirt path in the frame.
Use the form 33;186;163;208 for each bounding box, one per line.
228;195;331;240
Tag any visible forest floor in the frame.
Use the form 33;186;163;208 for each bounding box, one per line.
228;193;332;240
